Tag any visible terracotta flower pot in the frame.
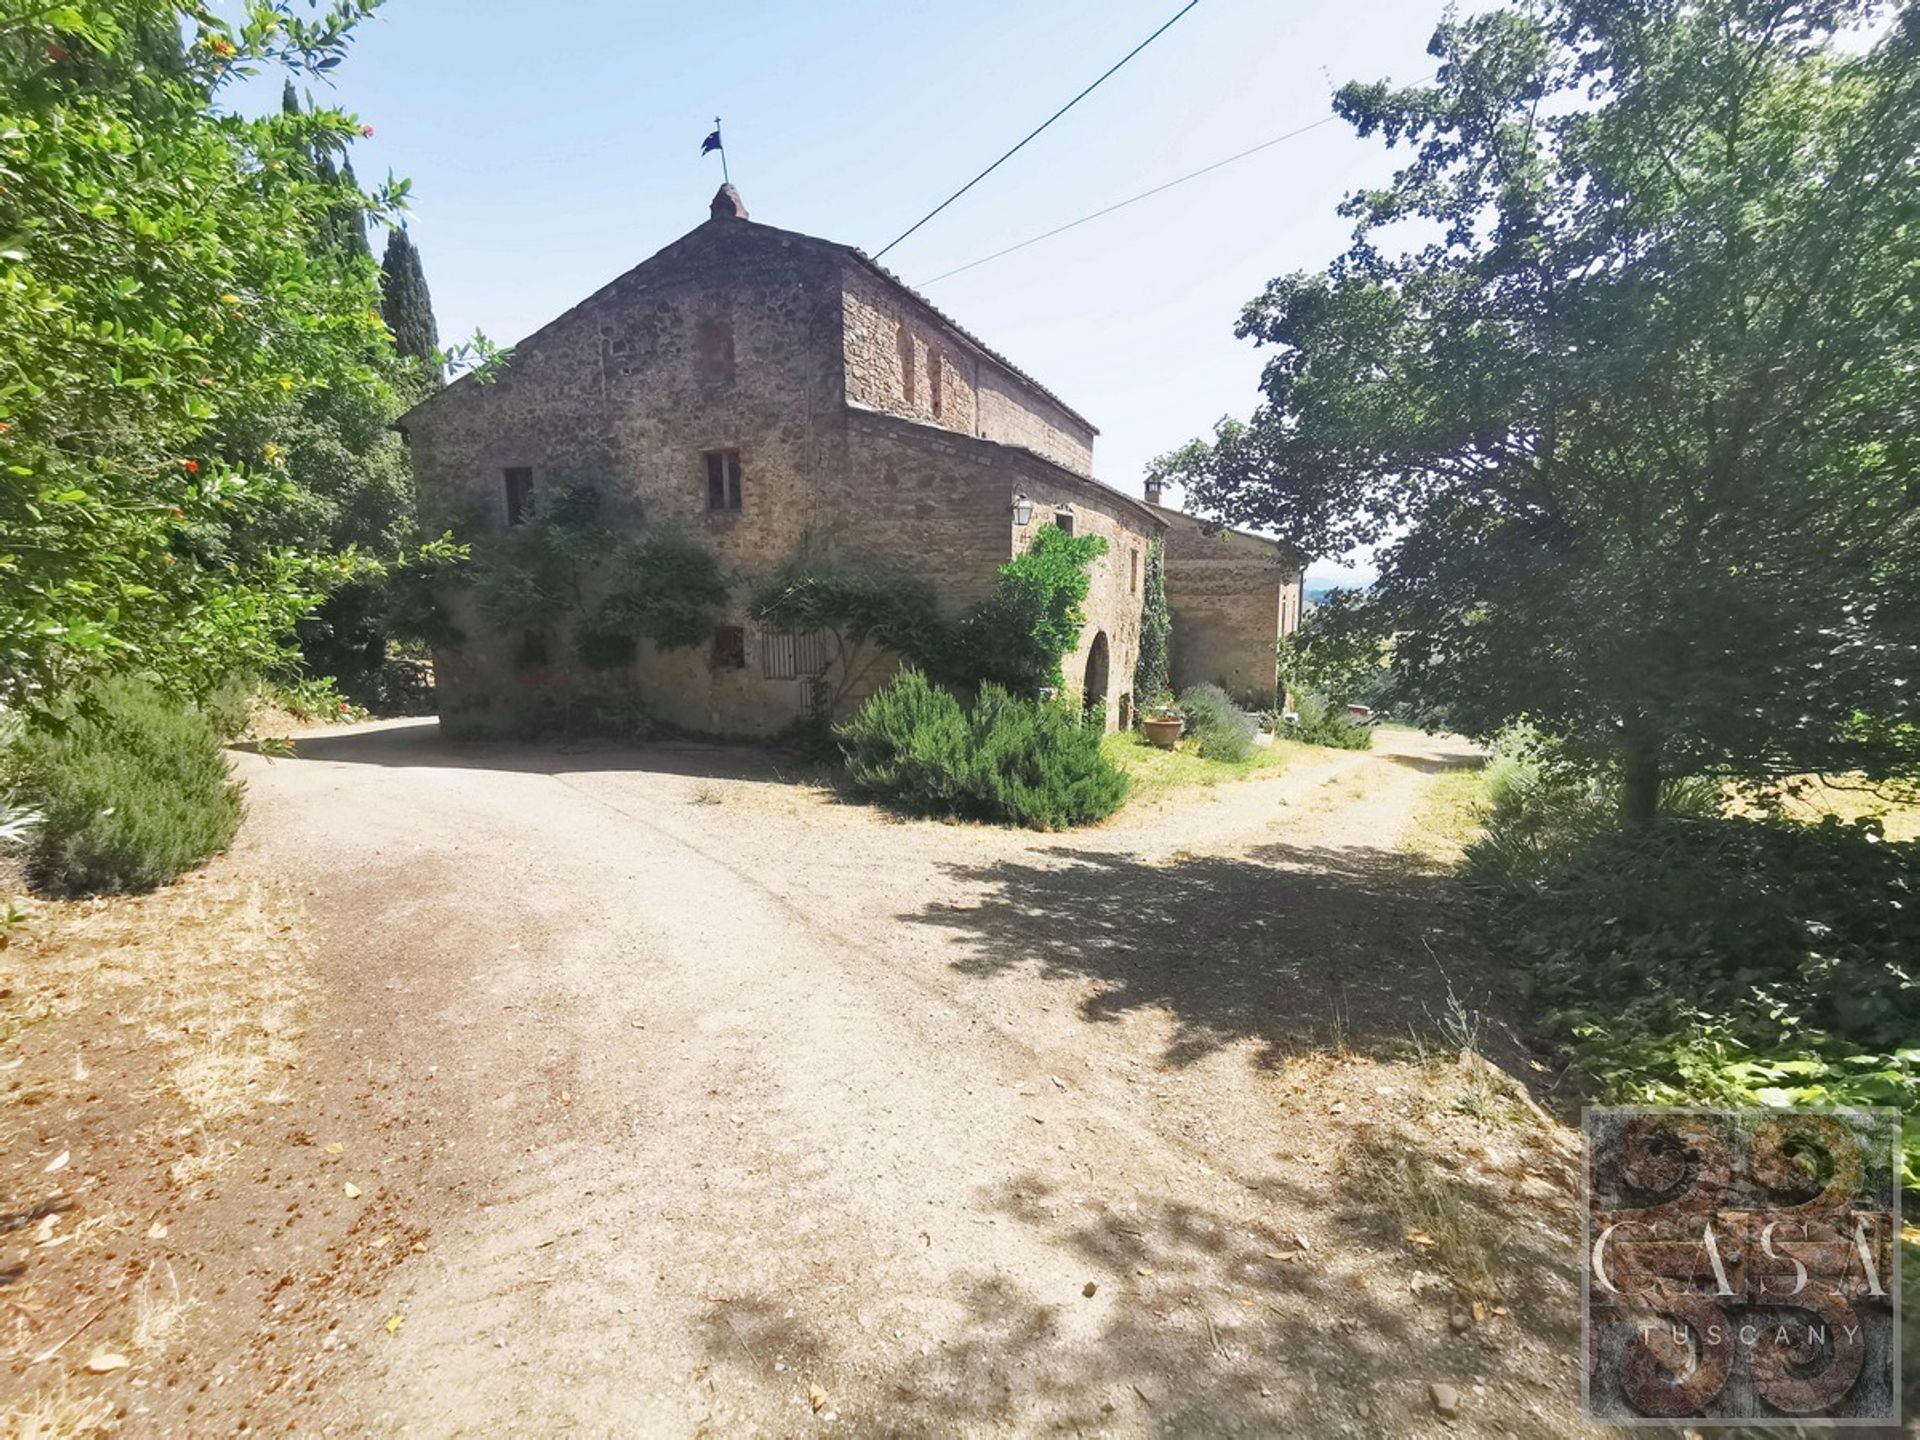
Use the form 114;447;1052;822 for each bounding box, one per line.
1142;715;1185;749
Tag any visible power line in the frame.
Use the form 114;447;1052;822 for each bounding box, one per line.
916;112;1344;287
872;0;1201;262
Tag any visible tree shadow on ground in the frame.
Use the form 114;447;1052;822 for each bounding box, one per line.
907;842;1551;1086
270;717;836;787
700;1165;1590;1435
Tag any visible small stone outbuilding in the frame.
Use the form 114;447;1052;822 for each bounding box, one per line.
397;189;1296;737
1146;475;1306;707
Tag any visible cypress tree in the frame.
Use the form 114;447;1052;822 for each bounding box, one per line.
313;150;343;252
380;227;441;371
337;159;372;261
1133;537;1171;705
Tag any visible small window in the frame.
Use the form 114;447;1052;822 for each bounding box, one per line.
1054;508;1074;537
930;355;943;418
1130;547;1140;594
503;467;534;526
897;323;915;405
705;449;742;511
710;625;746;670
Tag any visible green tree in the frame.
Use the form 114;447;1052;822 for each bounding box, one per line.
748;556;946;714
380;226;440;370
0;0;399;716
952;525;1109;694
1152;1;1920;823
1277;589;1388;710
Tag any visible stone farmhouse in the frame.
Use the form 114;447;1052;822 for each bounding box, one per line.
397;187;1302;738
1146;476;1306;702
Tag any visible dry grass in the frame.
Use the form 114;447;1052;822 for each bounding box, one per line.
131;1262;199;1354
3;874;308;1134
1401;761;1490;865
1733;773;1920;841
1346;1129;1503;1300
0;1379;117;1440
0;868;306;1429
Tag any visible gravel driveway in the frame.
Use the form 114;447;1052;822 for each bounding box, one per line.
226;720;1591;1437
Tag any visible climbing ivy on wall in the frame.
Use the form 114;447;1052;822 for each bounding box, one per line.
1132;536;1171;706
450;489;1107;716
458;478;727;668
749;524;1108;701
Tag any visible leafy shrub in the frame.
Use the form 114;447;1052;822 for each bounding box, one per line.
749;560;945;661
951;526;1109;693
749;559;948;713
751;527;1111;707
838;668;975;813
839;670;1128;829
1488;814;1917;1184
593;529;731;650
11;681;244;895
1285;692;1373;750
1179;683;1257;763
964;685;1130;829
462;478;726;660
1467;725;1719;885
1467;728;1915;1182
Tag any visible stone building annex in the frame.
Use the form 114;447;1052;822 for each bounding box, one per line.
397;187;1303;738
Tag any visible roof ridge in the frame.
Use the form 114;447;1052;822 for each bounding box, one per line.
397;212;1102;438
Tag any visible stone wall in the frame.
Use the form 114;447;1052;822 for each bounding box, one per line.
401;207;1146;739
841;273;979;440
839;410;1020;614
839;262;1096;476
973;367;1095;476
403;218;857;738
1157;509;1302;707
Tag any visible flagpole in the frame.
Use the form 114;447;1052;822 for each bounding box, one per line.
716;116;729;186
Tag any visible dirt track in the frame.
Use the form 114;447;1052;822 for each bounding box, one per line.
2;723;1597;1435
186;720;1585;1436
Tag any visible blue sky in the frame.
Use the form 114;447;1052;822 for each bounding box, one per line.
282;0;1453;583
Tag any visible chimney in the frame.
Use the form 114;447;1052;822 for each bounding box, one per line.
710;184;748;221
1143;475;1163;507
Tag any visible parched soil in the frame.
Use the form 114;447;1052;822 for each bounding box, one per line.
3;722;1601;1437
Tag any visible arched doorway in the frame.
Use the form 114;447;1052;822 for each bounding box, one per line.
1082;632;1110;728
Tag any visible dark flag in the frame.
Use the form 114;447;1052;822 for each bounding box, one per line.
701;128;722;155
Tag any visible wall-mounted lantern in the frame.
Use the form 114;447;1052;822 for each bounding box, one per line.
1011;493;1034;526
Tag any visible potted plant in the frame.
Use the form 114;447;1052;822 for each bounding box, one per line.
1140;698;1185;749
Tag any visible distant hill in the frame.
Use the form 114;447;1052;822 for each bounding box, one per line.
1303;582;1358;608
